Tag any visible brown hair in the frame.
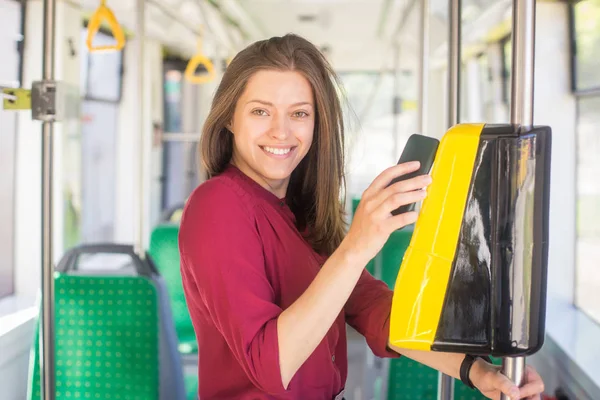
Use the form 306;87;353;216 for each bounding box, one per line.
200;34;347;256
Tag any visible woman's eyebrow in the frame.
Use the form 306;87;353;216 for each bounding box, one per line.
246;99;313;108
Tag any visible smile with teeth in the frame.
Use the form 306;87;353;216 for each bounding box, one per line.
262;146;294;155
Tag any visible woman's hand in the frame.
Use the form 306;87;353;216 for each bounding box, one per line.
471;358;545;400
340;161;432;265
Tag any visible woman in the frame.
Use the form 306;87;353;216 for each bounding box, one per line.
179;34;545;400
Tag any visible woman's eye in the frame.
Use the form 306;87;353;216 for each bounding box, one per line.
252;109;268;116
294;111;309;118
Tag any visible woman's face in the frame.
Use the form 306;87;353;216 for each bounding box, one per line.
229;69;315;198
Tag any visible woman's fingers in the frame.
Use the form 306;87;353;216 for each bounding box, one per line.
490;370;521;399
363;161;421;198
517;367;544;399
383;210;419;233
347;161;432;259
368;173;432;214
379;189;428;219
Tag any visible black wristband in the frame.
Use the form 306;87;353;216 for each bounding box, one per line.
460;354;477;389
460;355;493;389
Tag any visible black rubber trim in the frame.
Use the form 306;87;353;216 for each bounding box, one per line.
56;243;158;277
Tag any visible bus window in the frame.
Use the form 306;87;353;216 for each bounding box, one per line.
0;0;22;298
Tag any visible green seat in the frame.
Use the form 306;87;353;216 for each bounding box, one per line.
28;274;160;400
29;244;188;400
149;224;198;399
149;224;197;355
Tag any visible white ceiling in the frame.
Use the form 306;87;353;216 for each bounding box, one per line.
82;0;510;71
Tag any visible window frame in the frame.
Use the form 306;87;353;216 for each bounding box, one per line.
161;57;187;211
567;1;600;324
499;34;511;105
81;22;125;104
0;0;26;299
568;1;600;96
572;94;600;324
491;8;600;396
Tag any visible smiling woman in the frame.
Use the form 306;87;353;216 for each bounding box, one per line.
178;33;545;400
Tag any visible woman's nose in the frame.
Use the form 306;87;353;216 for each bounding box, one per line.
270;115;291;140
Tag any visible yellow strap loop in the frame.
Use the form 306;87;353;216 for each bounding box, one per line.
86;1;125;52
184;54;216;84
184;29;216;84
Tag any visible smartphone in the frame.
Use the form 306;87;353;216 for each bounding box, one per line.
388;134;440;216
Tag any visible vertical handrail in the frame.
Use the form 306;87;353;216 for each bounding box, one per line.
500;1;536;398
392;43;401;160
438;0;462;399
40;0;57;398
417;0;429;135
447;0;461;128
134;0;146;259
510;0;535;129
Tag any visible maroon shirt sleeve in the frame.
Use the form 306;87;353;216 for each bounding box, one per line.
345;269;401;358
178;180;289;395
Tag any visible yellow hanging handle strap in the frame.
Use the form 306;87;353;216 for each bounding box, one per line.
185;34;216;84
86;0;126;52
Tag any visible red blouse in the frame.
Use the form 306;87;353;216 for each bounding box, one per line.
179;165;399;399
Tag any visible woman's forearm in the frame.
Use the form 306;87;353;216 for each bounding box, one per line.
276;243;366;388
389;345;465;379
388;344;492;385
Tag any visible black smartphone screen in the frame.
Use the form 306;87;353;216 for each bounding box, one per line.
389;134;440;216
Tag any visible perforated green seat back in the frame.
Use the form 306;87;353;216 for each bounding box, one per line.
149;224;196;354
28;274;159;400
387;357;438;399
388;358;494;400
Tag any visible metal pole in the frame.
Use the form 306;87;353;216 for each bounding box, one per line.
135;0;146;259
40;0;57;397
416;0;429;135
501;357;526;400
510;0;535;129
438;1;461;398
501;1;536;398
392;43;401;160
447;0;461;127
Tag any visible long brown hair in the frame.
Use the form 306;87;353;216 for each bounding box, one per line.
200;34;347;256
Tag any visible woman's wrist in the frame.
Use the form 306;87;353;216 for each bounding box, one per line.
336;238;371;270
